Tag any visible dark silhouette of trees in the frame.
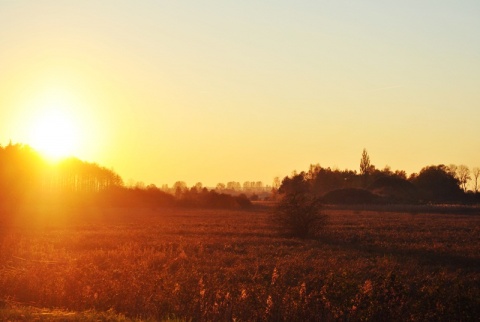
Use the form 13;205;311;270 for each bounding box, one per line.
472;167;480;193
456;165;471;192
308;165;358;196
44;157;123;194
277;158;472;205
0;143;124;209
360;148;373;175
0;141;255;212
410;165;463;203
94;185;174;208
447;164;458;177
5;146;121;194
359;148;378;188
174;186;251;208
2;141;477;213
0;143;45;205
278;172;310;195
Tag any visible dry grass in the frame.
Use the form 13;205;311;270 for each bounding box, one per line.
0;205;479;321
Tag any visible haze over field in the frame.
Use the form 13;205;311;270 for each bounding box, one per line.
1;1;479;187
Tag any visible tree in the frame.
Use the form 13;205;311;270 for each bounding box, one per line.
173;181;187;197
410;165;463;202
306;163;321;180
360;148;372;175
381;165;393;176
394;170;407;180
0;143;45;204
226;181;241;191
447;164;458;177
242;181;252;192
456;165;471;192
278;172;310;195
310;166;356;196
472;167;480;193
193;182;203;192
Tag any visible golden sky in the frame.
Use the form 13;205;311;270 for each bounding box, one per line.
1;1;479;187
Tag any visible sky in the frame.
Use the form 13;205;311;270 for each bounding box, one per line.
1;1;479;187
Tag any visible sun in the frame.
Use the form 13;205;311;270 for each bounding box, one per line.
29;108;80;160
14;73;106;163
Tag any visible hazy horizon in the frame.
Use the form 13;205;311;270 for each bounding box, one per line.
1;1;479;187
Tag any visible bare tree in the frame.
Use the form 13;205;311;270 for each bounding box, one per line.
456;165;471;192
447;164;458;179
472;167;480;193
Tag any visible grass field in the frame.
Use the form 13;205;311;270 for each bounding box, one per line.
1;205;479;321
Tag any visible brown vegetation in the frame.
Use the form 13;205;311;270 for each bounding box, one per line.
1;143;479;320
1;206;479;321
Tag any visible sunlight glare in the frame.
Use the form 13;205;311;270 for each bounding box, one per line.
28;93;81;160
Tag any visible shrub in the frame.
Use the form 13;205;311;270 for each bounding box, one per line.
235;194;253;208
273;192;327;238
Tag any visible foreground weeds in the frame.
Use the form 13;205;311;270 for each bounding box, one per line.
0;206;479;321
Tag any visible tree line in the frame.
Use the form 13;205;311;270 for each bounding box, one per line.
279;149;480;205
273;149;480;239
0;143;121;205
1;143;478;212
0;142;252;211
141;180;274;201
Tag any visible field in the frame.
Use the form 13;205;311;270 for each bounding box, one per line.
0;205;479;321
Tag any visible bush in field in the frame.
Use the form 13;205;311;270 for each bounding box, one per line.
273;192;326;238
